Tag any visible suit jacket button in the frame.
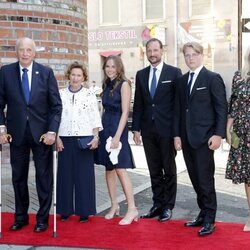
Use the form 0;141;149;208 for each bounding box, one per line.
152;104;155;107
186;109;188;112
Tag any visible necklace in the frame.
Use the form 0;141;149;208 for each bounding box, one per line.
68;85;83;93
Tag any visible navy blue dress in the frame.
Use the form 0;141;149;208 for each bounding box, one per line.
95;79;135;170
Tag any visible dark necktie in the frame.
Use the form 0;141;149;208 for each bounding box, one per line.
22;68;30;104
150;68;157;98
186;72;194;100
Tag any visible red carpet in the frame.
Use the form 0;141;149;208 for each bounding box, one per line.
0;212;249;249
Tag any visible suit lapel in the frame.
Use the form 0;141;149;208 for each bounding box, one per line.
189;67;206;100
157;63;166;86
182;73;189;106
143;66;151;98
15;62;22;87
15;62;27;103
153;63;167;99
30;61;39;101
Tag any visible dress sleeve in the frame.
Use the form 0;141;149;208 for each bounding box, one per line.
228;71;240;119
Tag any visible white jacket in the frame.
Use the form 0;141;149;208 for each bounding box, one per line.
58;86;103;136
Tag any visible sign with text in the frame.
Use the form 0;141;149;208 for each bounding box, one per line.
88;25;166;49
88;27;143;49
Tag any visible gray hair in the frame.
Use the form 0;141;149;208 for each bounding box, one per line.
15;37;36;52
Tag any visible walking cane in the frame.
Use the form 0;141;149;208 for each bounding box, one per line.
0;143;2;238
0;134;12;238
40;134;58;237
52;142;58;238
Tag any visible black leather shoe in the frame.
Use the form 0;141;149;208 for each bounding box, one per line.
184;216;204;227
158;209;172;222
140;206;162;219
79;216;89;223
61;215;69;221
34;222;48;233
10;220;29;231
198;223;215;236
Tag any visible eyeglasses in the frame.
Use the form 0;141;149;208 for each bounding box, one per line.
184;53;200;59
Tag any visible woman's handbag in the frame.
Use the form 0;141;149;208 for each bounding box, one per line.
77;136;93;150
231;130;240;149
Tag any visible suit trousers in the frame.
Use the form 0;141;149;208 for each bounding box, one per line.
10;122;53;223
142;123;177;209
182;138;217;223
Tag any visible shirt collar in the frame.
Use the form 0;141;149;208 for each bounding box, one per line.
20;62;33;72
151;61;164;72
190;65;203;75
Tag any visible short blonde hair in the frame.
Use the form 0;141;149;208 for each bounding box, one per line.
182;42;203;55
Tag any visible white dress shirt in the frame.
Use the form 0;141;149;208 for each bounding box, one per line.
58;86;103;136
148;61;164;91
188;65;203;93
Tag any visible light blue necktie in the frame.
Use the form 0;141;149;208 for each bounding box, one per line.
22;68;30;104
150;68;157;98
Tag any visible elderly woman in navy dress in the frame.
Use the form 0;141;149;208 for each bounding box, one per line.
95;55;138;225
56;61;102;223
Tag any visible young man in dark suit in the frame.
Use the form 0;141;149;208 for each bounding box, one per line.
0;37;62;233
174;42;227;236
132;38;182;222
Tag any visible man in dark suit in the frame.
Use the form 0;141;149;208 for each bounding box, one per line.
132;38;182;222
0;37;62;232
174;42;227;236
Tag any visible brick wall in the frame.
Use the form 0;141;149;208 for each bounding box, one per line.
0;0;87;87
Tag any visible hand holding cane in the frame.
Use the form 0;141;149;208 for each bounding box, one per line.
40;134;58;237
0;134;12;238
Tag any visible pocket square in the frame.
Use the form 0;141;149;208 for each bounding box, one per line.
196;87;207;90
161;80;172;84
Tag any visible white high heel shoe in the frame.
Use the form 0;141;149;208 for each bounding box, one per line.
119;207;139;225
243;216;250;232
105;204;120;220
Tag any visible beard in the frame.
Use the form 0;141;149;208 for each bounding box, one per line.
148;56;161;65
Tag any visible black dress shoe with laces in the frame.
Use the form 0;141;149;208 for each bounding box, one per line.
198;223;215;236
10;220;29;231
79;216;89;223
158;209;172;222
61;215;70;221
140;206;162;219
34;222;48;233
184;216;204;227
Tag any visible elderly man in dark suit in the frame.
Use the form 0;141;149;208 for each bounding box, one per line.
0;37;62;233
132;38;182;222
174;42;227;236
